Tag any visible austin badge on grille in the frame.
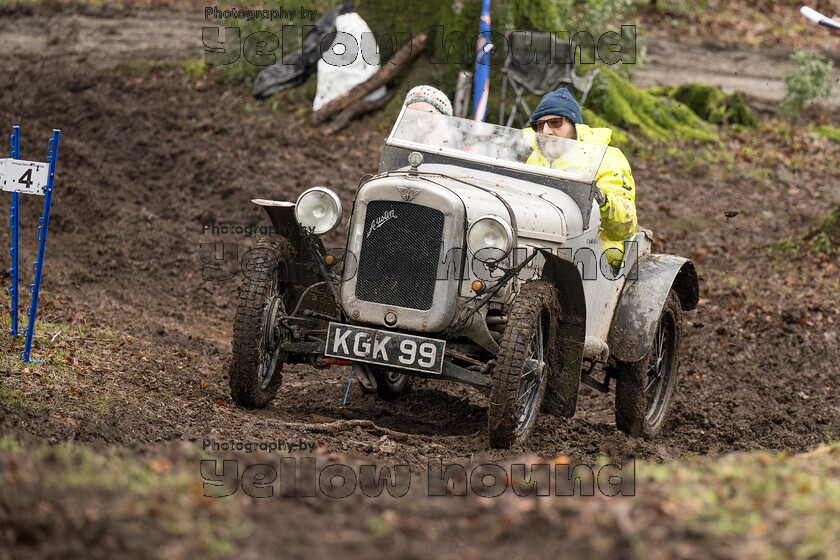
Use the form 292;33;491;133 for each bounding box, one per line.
396;185;420;201
366;209;397;238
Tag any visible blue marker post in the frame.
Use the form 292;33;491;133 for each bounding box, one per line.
22;130;61;362
472;0;492;122
1;126;61;362
8;127;20;336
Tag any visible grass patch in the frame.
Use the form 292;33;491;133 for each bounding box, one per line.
0;313;123;415
772;231;840;259
813;125;840;143
0;434;249;555
806;231;840;256
3;433;840;557
640;445;840;558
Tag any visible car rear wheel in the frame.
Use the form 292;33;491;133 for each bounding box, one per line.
614;289;682;439
372;368;412;400
488;281;557;448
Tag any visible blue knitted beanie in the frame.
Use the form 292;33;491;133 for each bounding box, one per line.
530;87;582;125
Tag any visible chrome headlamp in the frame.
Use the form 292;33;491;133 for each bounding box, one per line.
295;187;342;235
467;215;513;263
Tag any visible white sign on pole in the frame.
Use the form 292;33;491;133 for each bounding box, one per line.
0;158;50;196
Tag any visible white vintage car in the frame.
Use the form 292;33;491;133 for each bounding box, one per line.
230;107;698;448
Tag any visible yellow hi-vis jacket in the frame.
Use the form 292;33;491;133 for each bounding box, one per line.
524;124;637;267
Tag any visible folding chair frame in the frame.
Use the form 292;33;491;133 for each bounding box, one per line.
499;31;600;128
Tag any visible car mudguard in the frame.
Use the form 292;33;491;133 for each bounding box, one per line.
608;254;699;363
539;249;586;418
251;200;302;246
251;199;333;294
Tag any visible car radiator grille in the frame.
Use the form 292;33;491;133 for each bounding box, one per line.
355;201;445;311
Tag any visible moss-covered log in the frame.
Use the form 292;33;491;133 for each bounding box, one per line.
581;107;632;150
586;70;720;146
649;83;758;127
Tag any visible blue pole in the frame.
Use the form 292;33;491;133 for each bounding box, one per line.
8;127;20;336
342;365;355;406
472;0;492;121
22;129;60;363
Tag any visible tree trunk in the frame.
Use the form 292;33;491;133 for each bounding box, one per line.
321;89;397;134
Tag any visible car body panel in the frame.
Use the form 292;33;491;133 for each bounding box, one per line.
608;254;699;363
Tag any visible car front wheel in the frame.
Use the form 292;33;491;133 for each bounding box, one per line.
488;280;557;448
229;236;293;408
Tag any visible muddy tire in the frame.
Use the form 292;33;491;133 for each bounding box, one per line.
372;369;412;400
229;236;294;408
614;290;682;439
488;281;557;448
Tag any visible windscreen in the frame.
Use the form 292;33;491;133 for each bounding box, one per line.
387;107;607;184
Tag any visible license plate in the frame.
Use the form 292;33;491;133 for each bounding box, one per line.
325;323;445;375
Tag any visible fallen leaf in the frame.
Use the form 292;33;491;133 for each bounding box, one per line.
147;458;173;474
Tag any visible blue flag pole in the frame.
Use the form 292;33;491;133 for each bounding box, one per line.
8;127;21;336
472;0;492;121
22;129;60;363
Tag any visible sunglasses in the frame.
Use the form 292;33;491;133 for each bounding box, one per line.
530;117;568;132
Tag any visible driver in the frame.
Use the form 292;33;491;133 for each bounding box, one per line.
525;88;637;268
401;85;453;147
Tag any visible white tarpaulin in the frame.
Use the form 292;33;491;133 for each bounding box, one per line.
312;12;386;111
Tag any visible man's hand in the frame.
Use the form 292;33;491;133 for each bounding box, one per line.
595;188;607;208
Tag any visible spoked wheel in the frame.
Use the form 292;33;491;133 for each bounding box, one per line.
515;315;547;431
614;290;682;439
371;368;412;400
488;281;557;448
229;236;293;408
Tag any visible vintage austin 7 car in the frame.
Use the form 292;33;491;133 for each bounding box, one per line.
229;107;698;448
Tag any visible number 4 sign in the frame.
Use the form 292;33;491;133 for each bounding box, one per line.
1;159;50;196
3;126;61;362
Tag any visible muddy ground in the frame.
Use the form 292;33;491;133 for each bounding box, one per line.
1;2;839;558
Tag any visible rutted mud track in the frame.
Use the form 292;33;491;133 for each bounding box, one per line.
2;2;840;466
